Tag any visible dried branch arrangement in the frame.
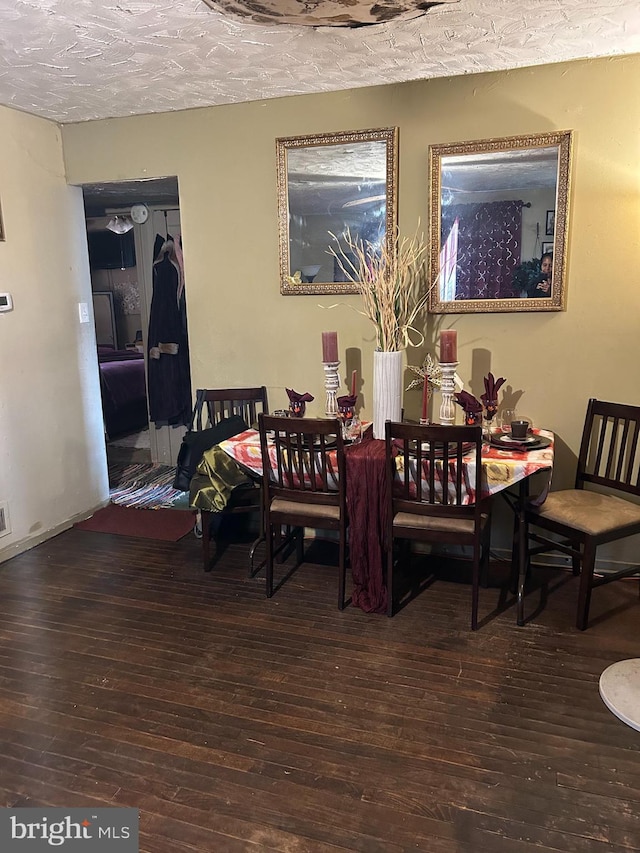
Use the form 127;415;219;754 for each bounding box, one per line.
328;227;432;352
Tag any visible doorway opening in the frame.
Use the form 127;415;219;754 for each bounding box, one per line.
81;177;191;482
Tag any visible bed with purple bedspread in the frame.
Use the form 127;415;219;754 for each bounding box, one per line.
98;346;148;439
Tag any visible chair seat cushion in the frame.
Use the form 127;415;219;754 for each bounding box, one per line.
393;511;486;536
531;489;640;536
270;497;340;522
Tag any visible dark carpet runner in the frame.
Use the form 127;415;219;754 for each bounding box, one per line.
74;503;195;541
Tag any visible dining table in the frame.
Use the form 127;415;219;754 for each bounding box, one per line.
217;423;555;617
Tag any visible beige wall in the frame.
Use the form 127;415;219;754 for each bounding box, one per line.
63;56;640;476
0;105;108;561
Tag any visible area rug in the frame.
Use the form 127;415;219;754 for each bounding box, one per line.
109;463;188;509
75;504;195;541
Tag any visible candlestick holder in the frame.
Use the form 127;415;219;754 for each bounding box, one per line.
438;361;459;425
323;361;340;417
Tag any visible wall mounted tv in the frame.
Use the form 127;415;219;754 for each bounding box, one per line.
88;229;136;270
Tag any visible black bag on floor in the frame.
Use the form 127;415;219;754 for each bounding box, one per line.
173;390;247;491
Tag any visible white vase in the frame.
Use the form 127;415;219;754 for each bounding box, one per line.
373;350;404;439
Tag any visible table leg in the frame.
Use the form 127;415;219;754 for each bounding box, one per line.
516;478;530;626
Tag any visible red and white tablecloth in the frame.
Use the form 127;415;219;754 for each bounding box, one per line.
473;429;553;498
219;427;554;500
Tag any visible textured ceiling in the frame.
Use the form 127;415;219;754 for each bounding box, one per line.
0;0;638;125
82;177;180;215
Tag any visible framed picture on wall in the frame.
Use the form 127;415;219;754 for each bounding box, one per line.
546;209;555;235
542;241;554;255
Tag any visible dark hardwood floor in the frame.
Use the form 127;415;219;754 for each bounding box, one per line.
0;526;639;852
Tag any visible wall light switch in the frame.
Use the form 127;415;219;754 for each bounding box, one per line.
78;302;90;324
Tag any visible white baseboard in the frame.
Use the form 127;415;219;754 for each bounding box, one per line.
490;546;637;576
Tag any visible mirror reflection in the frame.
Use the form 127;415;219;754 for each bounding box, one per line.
428;131;573;313
277;128;398;295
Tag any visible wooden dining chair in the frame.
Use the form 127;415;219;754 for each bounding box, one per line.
522;399;640;630
384;422;491;629
196;387;268;572
258;413;348;609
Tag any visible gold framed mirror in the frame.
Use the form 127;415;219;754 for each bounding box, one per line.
277;127;398;295
428;130;573;313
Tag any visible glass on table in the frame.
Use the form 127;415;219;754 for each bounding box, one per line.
341;415;362;444
499;409;518;432
482;415;499;443
289;400;306;417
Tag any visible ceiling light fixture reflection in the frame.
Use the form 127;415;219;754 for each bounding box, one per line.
200;0;456;27
106;215;134;234
342;194;386;208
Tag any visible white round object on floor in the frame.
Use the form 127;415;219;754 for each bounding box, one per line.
599;659;640;732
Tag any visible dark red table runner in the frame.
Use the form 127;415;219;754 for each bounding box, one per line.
345;428;389;614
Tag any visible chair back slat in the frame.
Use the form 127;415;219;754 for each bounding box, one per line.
258;414;345;508
614;419;630;483
577;399;640;497
626;422;639;488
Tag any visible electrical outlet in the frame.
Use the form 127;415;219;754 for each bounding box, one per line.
78;302;90;324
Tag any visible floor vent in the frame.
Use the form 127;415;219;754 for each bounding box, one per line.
0;501;10;537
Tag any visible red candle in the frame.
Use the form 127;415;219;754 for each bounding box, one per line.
350;369;357;398
439;329;458;363
421;374;429;421
322;331;338;362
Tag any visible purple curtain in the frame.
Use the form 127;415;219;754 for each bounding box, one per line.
441;200;524;299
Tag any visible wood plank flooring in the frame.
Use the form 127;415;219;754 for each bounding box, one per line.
0;527;639;852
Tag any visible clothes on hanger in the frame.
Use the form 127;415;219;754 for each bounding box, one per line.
147;231;191;428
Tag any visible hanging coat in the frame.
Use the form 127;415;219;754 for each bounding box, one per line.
147;233;192;427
